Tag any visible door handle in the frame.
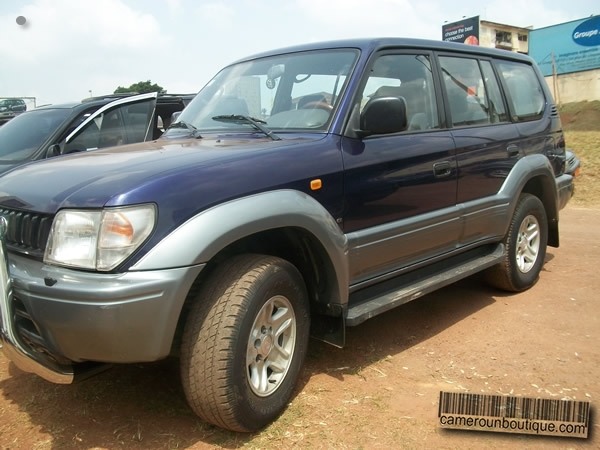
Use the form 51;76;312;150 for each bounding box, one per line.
433;161;452;178
506;144;520;158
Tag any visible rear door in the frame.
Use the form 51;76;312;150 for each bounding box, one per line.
438;55;520;244
64;93;157;153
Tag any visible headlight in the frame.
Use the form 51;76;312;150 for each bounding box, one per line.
44;204;156;271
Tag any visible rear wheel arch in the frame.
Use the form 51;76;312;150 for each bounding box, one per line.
500;155;561;248
521;175;559;247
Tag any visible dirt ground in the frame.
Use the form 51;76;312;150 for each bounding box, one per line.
0;205;598;450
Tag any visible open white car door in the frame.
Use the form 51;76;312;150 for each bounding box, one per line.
63;92;158;153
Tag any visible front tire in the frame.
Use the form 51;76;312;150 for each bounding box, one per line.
180;254;310;432
486;194;548;292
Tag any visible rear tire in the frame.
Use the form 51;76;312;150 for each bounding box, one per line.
180;254;310;432
485;193;548;292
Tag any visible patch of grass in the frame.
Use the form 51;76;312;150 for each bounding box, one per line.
558;101;600;208
559;100;600;114
559;100;600;131
564;131;600;207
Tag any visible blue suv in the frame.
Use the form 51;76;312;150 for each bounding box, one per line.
0;38;573;432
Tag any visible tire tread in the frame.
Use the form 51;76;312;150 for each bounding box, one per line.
485;193;548;292
180;254;308;431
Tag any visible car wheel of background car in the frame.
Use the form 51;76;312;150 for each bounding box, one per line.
180;254;310;432
485;193;548;292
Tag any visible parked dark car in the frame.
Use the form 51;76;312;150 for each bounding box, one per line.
0;98;27;125
0;92;194;175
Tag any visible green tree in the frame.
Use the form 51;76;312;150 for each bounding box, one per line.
114;80;165;94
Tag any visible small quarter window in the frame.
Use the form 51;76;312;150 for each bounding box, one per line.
496;60;545;121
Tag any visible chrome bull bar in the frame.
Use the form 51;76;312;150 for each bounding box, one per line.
0;232;74;384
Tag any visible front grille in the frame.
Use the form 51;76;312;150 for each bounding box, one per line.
0;207;53;258
12;295;71;365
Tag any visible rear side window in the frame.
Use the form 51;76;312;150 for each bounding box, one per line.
439;56;492;127
496;60;545;121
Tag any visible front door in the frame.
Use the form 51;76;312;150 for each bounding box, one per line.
342;52;458;284
64;93;158;153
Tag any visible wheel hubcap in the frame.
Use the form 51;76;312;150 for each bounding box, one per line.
247;295;296;397
515;214;540;273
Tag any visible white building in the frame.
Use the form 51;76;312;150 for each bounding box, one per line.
478;20;531;54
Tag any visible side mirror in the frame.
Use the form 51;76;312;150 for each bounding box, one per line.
359;96;408;137
63;142;88;154
47;142;87;157
47;144;62;158
266;64;285;89
171;111;181;123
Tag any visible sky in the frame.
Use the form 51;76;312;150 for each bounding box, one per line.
1;0;597;107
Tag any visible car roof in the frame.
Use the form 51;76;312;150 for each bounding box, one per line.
231;37;534;65
34;98;119;111
32;93;196;111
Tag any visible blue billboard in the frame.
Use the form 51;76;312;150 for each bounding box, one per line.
529;16;600;76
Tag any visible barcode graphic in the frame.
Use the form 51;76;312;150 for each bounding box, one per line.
439;392;589;424
438;392;590;438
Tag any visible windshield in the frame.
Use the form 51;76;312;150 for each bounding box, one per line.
0;108;71;161
165;49;358;137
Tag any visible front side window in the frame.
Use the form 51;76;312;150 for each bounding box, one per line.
357;53;439;132
496;60;545;121
167;49;358;135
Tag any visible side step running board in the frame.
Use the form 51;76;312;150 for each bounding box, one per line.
346;244;505;326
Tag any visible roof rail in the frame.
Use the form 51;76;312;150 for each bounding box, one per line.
81;93;140;103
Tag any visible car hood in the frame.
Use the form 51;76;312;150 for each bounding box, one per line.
0;161;22;176
0;133;330;213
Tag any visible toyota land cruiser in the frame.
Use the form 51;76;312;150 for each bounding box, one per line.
0;38;573;432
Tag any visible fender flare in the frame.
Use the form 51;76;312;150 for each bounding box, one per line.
498;153;560;241
132;189;349;305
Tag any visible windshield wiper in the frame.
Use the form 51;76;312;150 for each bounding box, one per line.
167;120;202;138
211;114;281;141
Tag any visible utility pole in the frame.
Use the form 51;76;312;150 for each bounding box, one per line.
551;52;560;107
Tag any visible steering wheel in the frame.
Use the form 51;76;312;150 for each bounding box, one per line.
301;101;333;112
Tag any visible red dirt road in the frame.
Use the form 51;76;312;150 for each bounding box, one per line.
1;206;599;449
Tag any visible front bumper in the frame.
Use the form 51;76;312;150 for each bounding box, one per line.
0;244;205;384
